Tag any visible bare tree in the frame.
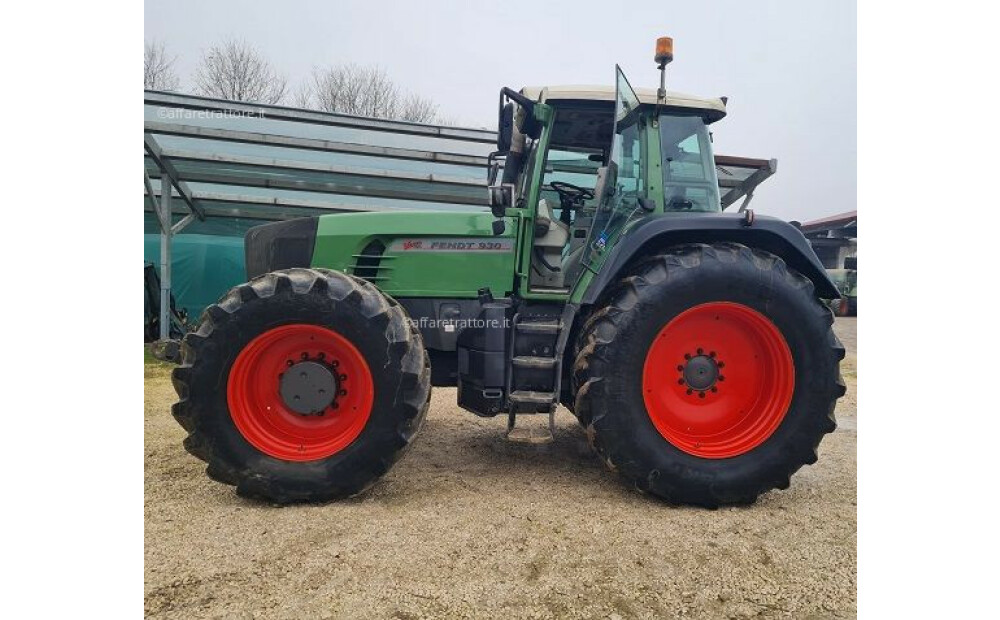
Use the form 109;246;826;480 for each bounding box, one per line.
291;82;314;109
398;93;440;124
195;39;287;104
304;64;441;123
144;40;180;91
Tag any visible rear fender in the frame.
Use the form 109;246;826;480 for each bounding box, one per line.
579;212;839;304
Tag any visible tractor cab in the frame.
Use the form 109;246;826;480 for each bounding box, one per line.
490;64;728;297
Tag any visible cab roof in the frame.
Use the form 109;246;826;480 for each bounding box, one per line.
520;84;727;123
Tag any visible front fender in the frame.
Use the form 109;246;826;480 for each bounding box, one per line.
579;213;839;304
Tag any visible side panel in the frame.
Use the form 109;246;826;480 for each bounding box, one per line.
310;211;519;298
572;212;840;303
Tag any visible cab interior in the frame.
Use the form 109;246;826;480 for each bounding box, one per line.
529;101;612;291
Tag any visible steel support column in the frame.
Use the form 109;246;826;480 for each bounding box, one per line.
158;174;173;340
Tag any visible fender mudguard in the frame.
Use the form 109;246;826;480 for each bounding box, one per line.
580;212;840;304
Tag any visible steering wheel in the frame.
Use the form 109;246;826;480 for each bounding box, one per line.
547;181;595;209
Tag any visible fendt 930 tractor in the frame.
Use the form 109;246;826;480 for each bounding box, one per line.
171;39;845;507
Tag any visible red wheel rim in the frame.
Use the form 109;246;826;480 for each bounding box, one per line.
226;324;374;462
642;302;795;458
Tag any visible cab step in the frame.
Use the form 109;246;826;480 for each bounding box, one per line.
506;408;556;444
512;356;558;369
515;319;562;334
506;424;555;444
509;390;557;406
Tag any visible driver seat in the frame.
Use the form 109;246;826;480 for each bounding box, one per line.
531;199;569;288
534;199;570;248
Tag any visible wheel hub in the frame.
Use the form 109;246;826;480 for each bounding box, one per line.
675;348;726;398
279;360;339;415
682;354;719;391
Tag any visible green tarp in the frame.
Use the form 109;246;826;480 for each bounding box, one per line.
144;231;246;321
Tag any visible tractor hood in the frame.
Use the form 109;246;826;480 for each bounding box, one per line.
246;210;519;298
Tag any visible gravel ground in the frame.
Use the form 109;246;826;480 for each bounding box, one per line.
145;318;857;619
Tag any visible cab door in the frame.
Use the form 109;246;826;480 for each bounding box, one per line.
578;66;648;275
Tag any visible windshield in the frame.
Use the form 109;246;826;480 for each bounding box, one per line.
661;116;720;212
580;66;646;267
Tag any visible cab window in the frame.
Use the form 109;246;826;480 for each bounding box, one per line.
660;115;721;212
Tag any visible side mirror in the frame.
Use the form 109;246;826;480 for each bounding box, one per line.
497;102;514;153
488;183;514;218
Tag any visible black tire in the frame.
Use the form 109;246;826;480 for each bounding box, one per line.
171;268;431;503
572;243;845;507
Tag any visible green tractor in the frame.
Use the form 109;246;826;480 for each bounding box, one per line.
827;261;858;316
171;40;845;507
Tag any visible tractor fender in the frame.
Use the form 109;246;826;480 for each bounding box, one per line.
579;212;840;304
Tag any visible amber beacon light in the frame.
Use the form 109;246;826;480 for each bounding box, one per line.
655;36;674;66
655;36;674;102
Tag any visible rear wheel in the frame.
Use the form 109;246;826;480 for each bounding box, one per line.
172;268;430;503
573;243;845;507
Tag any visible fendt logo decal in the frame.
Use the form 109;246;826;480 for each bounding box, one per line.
389;238;514;253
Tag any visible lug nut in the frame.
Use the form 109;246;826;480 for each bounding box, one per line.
698;392;705;399
686;388;693;395
719;375;725;382
301;352;308;360
677;378;684;385
709;351;716;358
711;387;718;393
684;353;691;360
697;348;703;355
676;365;684;372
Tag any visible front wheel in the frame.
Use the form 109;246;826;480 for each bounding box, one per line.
171;268;430;503
572;243;845;507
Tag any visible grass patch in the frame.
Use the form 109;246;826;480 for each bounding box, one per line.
144;345;176;379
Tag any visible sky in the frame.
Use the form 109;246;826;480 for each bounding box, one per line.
144;0;856;221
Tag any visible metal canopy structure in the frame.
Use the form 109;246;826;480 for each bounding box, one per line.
801;210;858;237
144;90;778;340
715;155;777;210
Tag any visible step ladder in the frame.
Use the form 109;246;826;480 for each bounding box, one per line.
505;309;574;444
